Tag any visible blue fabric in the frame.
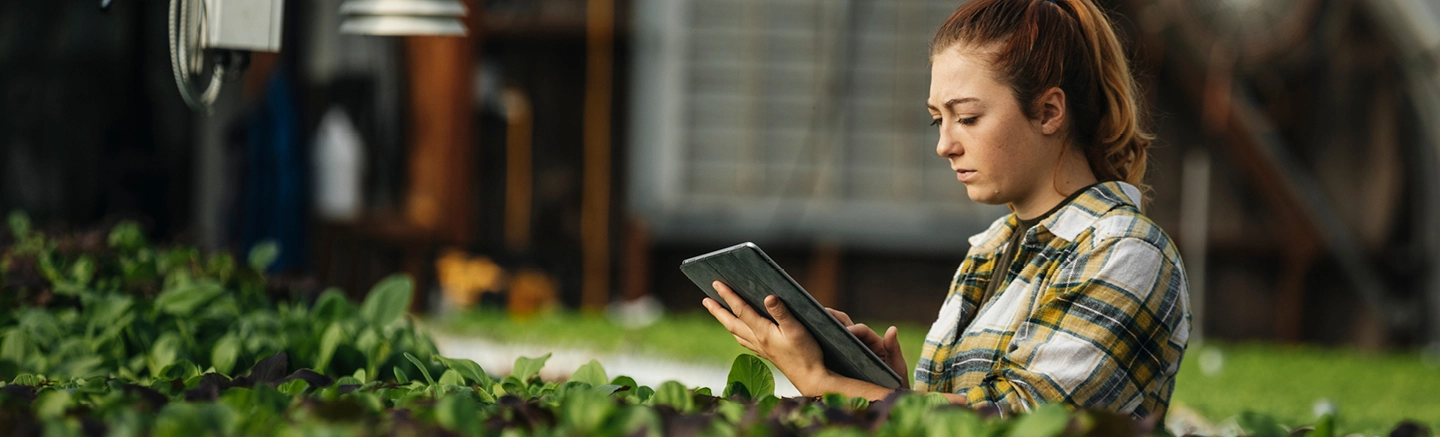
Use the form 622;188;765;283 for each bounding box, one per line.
240;68;307;273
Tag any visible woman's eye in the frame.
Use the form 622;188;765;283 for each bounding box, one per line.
959;117;979;125
929;118;941;127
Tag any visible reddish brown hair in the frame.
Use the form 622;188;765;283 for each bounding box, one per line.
932;0;1152;190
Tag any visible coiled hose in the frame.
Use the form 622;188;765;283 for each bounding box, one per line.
168;0;226;112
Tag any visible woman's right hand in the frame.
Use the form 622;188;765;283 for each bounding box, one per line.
826;308;910;389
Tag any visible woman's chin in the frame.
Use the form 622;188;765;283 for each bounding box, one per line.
964;185;1007;206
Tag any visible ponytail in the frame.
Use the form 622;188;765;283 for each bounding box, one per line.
931;0;1153;191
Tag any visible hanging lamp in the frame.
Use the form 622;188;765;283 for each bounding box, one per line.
339;0;467;36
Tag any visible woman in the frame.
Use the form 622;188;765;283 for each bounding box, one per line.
703;0;1191;420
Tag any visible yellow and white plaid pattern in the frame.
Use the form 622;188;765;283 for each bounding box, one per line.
914;182;1191;419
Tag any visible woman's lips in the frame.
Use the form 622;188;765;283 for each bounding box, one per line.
956;169;977;182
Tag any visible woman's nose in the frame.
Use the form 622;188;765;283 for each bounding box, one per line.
936;129;960;158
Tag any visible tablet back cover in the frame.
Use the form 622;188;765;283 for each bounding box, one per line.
681;243;903;390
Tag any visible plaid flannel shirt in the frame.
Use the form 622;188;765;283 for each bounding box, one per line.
913;181;1191;419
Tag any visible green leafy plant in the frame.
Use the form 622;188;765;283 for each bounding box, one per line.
0;213;1432;436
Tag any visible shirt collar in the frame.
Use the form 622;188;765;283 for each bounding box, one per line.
966;181;1143;249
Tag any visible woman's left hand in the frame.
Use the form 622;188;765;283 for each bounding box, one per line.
702;281;830;394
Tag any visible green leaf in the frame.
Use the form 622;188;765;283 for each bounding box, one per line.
560;388;615;432
1007;404;1071;437
435;393;483;434
353;368;367;384
610;376;637;391
393;367;411;384
724;354;774;400
475;385;496;403
652;381;694;412
153;401;238;437
501;377;529;399
716;400;746;423
438;356;492;387
158;361;200;381
634;386;655;404
591;384;623;396
107;222;147;251
7;211;31;237
278;379;309;395
34;390;73;421
754;394;779;417
311;289;352;323
153;280;224;315
512;353;552;382
609;406;663;437
571;359;609;386
315;323;345;371
403;352;436;385
212;333;243;375
11;373;42;386
925;408;984;437
722;382;750;400
149;333;183;376
360;274;412;327
53;356;104;379
247;240;280;271
1311;413;1336;437
70;256;95;286
1236;411;1286;437
0;329;29;365
439;369;465;386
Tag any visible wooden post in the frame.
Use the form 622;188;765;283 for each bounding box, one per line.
403;32;475;244
581;0;615;310
620;218;651;302
503;87;534;251
400;0;481;311
807;242;842;308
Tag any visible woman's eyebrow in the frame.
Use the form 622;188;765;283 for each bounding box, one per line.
926;97;980;112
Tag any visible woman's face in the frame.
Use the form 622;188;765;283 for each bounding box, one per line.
928;46;1058;207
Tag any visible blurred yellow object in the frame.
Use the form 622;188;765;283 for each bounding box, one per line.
436;248;505;307
508;269;559;319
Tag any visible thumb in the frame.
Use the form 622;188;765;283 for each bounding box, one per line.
765;296;796;328
884;326;901;353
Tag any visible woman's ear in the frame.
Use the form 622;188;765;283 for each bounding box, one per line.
1038;87;1066;135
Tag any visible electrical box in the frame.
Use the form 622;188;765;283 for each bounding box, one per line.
205;0;285;52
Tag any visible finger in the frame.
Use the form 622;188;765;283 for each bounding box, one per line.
848;323;885;351
716;281;769;328
764;295;803;336
732;334;757;352
704;298;758;342
826;307;854;326
883;325;910;389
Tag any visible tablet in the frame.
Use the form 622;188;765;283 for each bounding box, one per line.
680;242;905;390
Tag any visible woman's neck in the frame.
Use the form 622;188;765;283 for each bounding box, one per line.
1009;152;1098;220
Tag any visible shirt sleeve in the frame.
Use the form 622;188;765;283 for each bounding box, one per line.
961;235;1189;418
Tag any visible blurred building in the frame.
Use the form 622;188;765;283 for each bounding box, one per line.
5;0;1440;348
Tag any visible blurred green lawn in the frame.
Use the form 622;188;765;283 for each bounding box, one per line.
430;310;1439;436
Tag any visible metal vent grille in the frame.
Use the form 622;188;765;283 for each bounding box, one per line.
630;0;1004;251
